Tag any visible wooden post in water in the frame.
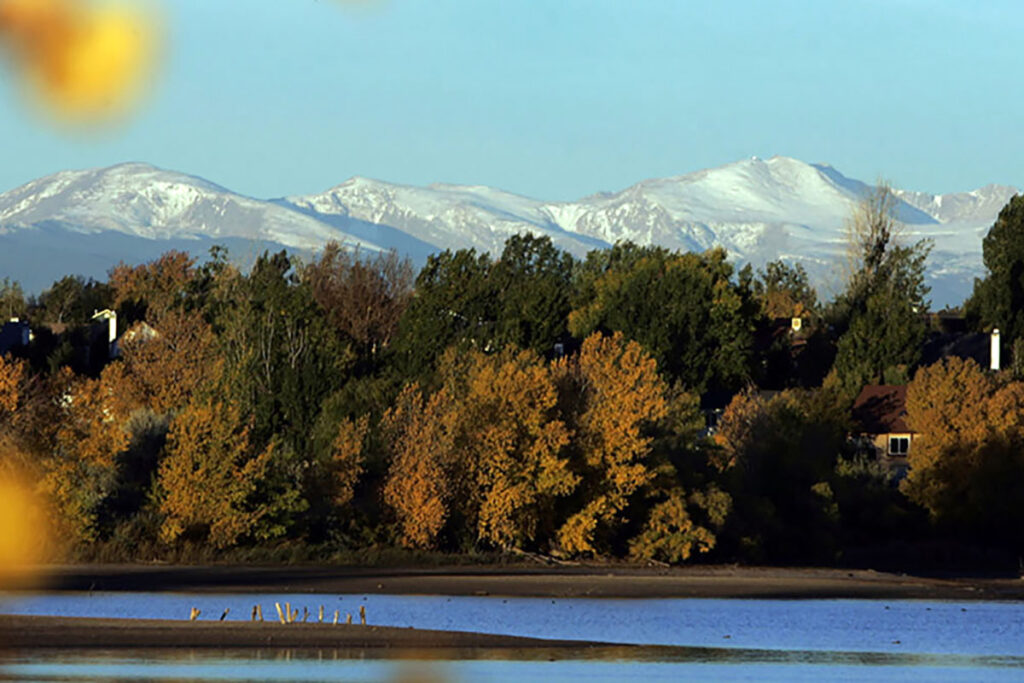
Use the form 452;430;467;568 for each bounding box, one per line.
275;603;286;624
345;613;352;624
333;609;339;625
359;605;366;625
302;606;309;622
189;607;201;621
251;605;258;621
220;608;230;621
318;605;324;623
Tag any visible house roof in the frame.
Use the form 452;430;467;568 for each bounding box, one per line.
852;385;911;434
920;331;991;368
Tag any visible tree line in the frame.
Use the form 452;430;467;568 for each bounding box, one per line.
3;187;1024;568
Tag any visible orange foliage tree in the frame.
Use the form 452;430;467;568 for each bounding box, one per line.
156;400;276;549
455;348;575;549
118;308;221;414
331;415;369;508
383;349;577;551
553;332;668;555
381;385;457;549
904;358;1024;538
109;250;197;318
42;364;133;543
0;353;24;415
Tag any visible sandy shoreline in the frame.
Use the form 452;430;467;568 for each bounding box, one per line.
24;564;1024;601
0;614;628;651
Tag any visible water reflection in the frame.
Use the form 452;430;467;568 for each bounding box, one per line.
3;646;1024;682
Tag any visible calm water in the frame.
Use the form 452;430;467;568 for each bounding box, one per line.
2;592;1023;681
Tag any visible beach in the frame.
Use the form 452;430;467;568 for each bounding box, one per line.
30;564;1024;601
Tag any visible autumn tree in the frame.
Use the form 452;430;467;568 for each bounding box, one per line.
381;385;458;549
903;357;1024;545
117;308;221;414
42;364;133;543
304;243;414;361
552;332;668;556
156;400;279;549
0;353;24;416
448;348;576;549
383;348;576;551
330;415;370;509
109;250;198;321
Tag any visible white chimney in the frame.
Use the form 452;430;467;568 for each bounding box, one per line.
991;328;1001;371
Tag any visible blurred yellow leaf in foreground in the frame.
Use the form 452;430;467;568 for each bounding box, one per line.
0;0;159;124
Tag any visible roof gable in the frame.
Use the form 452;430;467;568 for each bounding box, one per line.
852;385;911;434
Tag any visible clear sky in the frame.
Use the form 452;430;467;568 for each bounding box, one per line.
1;0;1021;200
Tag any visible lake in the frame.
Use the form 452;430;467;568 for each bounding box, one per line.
2;592;1023;681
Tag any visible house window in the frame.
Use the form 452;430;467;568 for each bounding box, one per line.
889;436;909;456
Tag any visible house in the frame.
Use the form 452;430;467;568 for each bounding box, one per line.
851;384;913;474
0;318;30;355
111;320;160;358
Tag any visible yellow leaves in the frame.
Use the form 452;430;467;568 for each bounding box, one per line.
903;357;1024;523
552;332;669;556
119;309;221;413
156;401;273;549
628;489;717;563
555;503;600;556
0;459;57;589
382;385;455;549
110;251;196;317
332;415;369;508
54;363;131;467
0;353;25;414
43;363;132;544
384;348;578;551
0;0;160;124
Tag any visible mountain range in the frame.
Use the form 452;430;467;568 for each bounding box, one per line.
0;156;1016;308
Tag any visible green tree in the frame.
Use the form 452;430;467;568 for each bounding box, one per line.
831;185;931;394
216;251;348;538
36;275;113;326
713;387;848;563
0;278;27;320
392;248;498;381
491;234;575;355
967;195;1024;353
569;243;756;397
753;260;817;319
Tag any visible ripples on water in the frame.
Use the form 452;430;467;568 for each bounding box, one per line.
2;593;1024;681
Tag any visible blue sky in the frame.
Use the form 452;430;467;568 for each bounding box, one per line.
1;0;1021;200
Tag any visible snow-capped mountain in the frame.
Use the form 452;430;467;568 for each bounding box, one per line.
0;163;376;250
0;157;1016;306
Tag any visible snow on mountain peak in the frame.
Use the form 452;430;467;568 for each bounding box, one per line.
0;157;1017;307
